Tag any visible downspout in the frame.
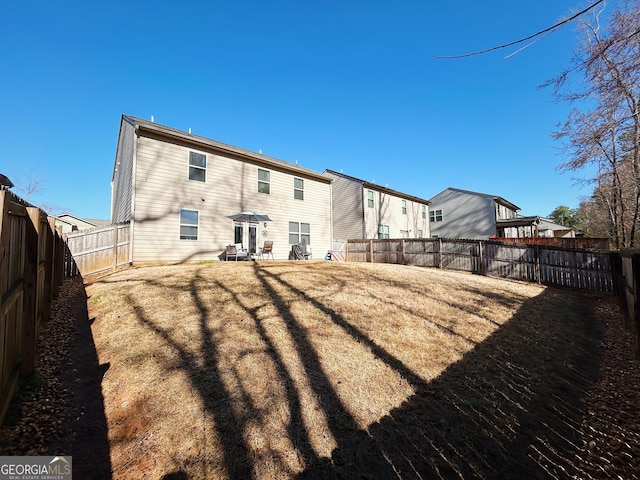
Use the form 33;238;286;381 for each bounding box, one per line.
129;127;138;265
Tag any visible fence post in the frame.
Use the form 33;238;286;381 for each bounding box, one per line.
42;218;54;322
534;245;541;284
401;239;405;265
438;238;443;269
632;254;640;359
22;208;41;376
369;240;374;263
478;240;484;275
113;225;118;271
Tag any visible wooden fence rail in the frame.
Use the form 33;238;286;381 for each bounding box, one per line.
0;191;67;425
346;238;614;294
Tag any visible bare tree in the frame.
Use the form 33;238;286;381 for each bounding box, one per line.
546;0;640;248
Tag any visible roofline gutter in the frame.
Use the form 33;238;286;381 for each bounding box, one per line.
130;117;332;184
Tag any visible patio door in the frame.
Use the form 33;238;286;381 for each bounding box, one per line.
234;223;243;245
248;224;257;254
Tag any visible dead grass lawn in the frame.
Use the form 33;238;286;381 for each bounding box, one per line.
87;261;597;479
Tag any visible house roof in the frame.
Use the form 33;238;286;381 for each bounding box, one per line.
56;213;98;226
496;216;540;228
431;187;520;211
121;115;332;184
323;169;431;205
55;214;111;228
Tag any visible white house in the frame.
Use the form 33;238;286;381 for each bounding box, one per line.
111;115;333;262
322;170;430;241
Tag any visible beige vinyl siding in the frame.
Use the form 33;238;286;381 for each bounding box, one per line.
131;134;331;262
111;118;135;223
364;189;429;239
322;171;364;240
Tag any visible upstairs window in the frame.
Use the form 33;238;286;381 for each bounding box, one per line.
294;178;304;200
422;205;427;219
179;209;199;240
378;224;389;239
258;169;270;194
367;190;374;208
429;209;443;222
402;200;407;215
188;152;206;182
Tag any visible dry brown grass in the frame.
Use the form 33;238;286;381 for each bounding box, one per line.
86;261;598;479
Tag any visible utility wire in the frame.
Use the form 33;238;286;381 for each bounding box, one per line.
436;0;606;59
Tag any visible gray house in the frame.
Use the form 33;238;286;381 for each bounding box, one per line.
111;115;333;262
429;187;576;239
428;187;521;239
322;169;430;241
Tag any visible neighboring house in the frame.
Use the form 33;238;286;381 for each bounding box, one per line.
322;169;430;241
111;115;333;262
55;214;110;234
429;187;577;239
428;187;521;239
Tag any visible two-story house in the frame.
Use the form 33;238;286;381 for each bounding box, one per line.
428;187;522;239
111;115;333;262
322;169;430;241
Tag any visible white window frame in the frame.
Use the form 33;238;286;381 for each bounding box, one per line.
179;209;199;240
367;190;374;208
378;224;389;239
402;200;407;215
430;209;443;222
294;178;304;200
289;221;311;245
422;205;427;219
258;168;270;194
188;151;206;182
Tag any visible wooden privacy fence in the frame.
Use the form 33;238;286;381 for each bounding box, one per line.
0;190;68;425
346;238;614;294
66;223;130;276
610;251;640;358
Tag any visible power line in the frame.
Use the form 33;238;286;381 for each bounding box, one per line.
436;0;606;59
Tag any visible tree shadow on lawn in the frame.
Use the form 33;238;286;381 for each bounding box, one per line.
123;264;602;479
255;266;603;479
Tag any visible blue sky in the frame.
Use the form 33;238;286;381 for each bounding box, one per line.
1;1;601;220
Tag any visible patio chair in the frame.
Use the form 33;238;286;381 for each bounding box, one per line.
259;241;274;260
225;244;239;261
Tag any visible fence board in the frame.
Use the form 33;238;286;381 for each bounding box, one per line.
0;191;27;424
